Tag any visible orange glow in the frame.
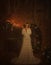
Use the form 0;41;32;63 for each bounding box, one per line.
6;15;23;28
6;13;32;28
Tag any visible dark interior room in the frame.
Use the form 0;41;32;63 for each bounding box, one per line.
0;0;51;65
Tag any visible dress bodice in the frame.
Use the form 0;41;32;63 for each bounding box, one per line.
22;28;32;37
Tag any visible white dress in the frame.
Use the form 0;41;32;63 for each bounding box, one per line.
11;28;41;64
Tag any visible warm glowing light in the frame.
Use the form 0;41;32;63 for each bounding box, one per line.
6;14;23;28
13;23;21;27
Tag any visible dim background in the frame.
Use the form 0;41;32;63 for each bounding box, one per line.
0;0;51;65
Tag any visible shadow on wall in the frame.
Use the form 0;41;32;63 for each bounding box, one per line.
0;20;23;64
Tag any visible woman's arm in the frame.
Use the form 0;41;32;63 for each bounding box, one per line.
22;28;25;35
27;28;32;35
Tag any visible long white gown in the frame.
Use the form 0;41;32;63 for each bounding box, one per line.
11;28;41;64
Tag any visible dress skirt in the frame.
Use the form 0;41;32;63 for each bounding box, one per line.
14;35;41;64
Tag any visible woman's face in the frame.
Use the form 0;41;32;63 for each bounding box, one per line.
26;24;29;28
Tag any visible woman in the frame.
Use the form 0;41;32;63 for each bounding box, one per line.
12;23;41;64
